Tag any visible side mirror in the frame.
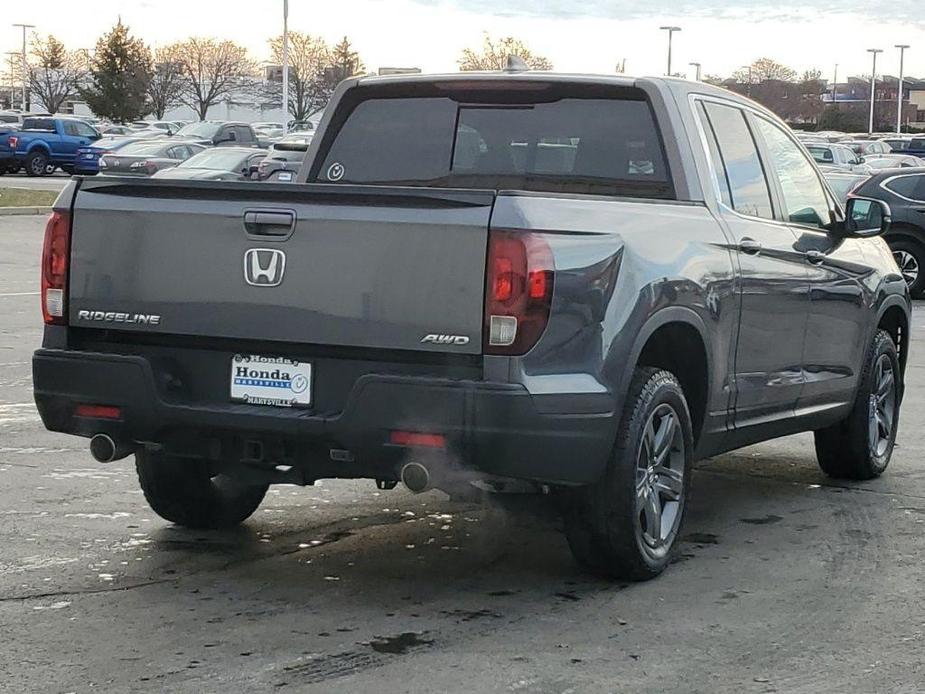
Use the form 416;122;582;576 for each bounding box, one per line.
842;197;891;238
857;156;866;164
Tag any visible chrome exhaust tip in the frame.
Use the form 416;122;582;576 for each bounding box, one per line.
89;434;132;463
400;461;431;494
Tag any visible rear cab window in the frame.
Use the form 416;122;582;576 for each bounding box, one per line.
22;118;56;132
311;81;674;199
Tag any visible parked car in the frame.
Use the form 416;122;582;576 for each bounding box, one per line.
0;111;23;125
256;140;308;180
33;74;909;582
882;137;913;153
174;121;259;148
131;120;182;136
254;123;286;148
904;137;925;158
805;142;871;174
865;156;925;170
7;116;102;176
288;120;316;134
846;140;895;157
253;122;285;136
73;135;146;175
100;125;135;136
847;168;925;296
98;140;206;177
151;146;267;180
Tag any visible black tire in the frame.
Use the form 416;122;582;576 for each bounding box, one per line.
135;449;268;529
563;368;693;581
25;150;50;177
814;330;901;480
888;238;925;298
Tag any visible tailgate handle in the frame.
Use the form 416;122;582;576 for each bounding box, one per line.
244;210;296;237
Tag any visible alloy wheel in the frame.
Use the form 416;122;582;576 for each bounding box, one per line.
892;249;919;288
635;403;685;557
869;354;897;458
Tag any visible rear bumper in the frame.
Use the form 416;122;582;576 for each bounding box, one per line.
33;349;614;486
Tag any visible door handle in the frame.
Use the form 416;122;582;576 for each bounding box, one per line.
244;210;296;237
738;238;762;255
805;250;826;265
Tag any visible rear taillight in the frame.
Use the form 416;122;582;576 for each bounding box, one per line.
484;231;554;355
41;210;71;325
8;135;17;148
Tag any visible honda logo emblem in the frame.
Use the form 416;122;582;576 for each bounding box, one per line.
244;249;286;287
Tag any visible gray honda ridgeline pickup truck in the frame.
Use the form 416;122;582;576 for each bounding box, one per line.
34;73;910;580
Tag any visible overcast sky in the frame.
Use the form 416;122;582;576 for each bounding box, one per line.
2;0;923;80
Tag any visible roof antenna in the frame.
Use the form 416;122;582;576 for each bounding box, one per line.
504;55;530;72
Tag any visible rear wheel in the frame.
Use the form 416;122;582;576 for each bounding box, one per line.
25;150;49;177
889;239;925;298
814;329;901;480
135;449;268;529
563;368;692;581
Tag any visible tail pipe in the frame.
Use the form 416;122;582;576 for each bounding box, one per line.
89;434;134;463
400;462;432;494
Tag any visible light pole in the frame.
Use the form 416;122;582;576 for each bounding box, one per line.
4;52;18;110
895;44;909;134
281;0;289;121
660;26;681;76
832;64;838;106
867;48;883;135
689;62;701;81
12;23;35;111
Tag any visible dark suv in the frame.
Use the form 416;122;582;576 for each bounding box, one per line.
852;168;925;295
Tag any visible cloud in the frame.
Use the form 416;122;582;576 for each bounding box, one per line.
410;0;923;23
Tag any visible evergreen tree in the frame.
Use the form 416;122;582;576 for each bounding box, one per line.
80;20;151;122
328;37;364;83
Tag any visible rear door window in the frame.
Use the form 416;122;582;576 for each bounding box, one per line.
701;102;774;219
884;174;925;201
314;89;673;198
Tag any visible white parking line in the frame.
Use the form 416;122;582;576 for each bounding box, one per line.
0;292;39;298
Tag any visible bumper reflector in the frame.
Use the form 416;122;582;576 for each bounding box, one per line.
75;404;122;420
390;431;447;449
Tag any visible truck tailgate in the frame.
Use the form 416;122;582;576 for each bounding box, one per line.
68;179;494;354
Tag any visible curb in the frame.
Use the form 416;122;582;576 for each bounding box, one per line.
0;206;52;216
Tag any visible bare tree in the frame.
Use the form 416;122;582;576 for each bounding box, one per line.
458;34;553;71
733;58;797;84
268;32;333;121
147;46;185;119
28;34;86;114
169;38;255;120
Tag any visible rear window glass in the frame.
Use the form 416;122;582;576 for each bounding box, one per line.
23;118;55;131
807;146;834;163
120;142;170;155
314;91;673;198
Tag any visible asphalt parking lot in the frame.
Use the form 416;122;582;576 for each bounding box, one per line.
3;214;925;693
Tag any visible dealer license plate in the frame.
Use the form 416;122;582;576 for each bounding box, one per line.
230;354;312;407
